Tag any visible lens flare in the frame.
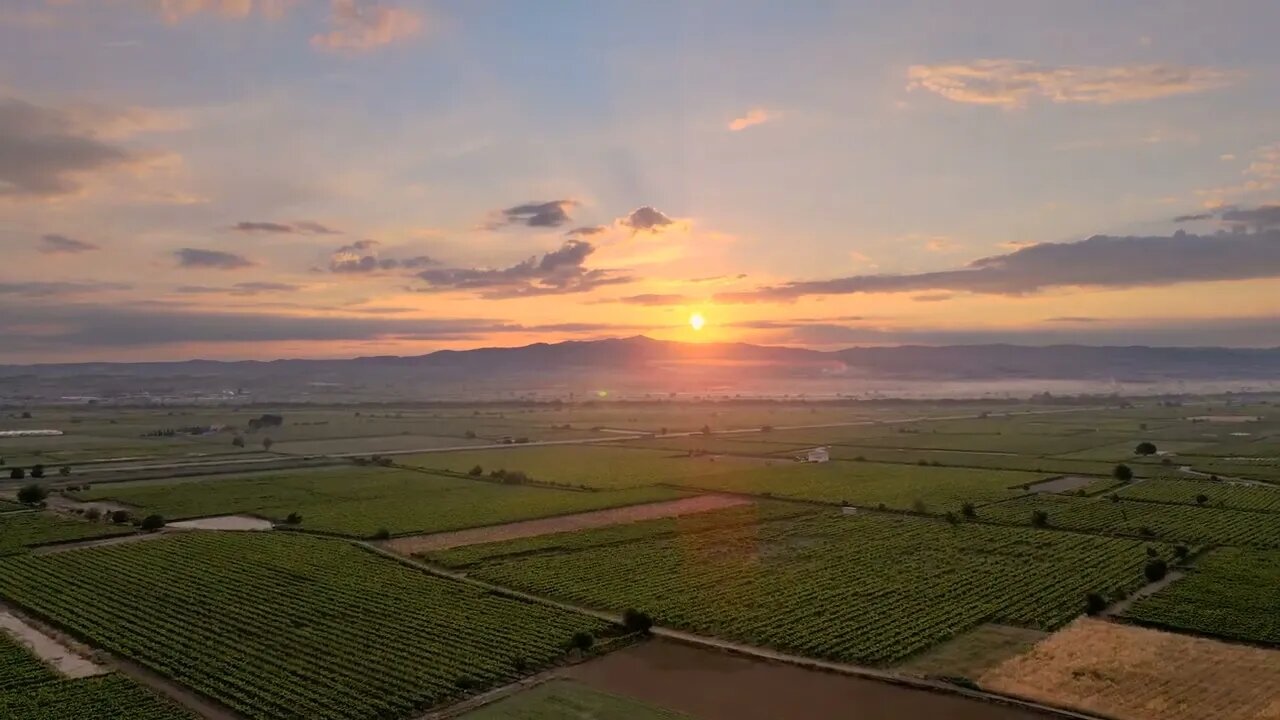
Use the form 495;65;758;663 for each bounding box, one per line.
689;312;706;331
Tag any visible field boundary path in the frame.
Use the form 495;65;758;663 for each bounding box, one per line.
356;541;1111;720
0;599;243;720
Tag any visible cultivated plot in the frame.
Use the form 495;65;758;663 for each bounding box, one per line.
981;618;1280;720
399;445;740;489
1123;546;1280;645
0;532;612;720
0;512;133;555
73;467;683;537
431;506;1165;665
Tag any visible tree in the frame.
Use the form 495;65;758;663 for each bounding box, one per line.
262;437;274;451
569;631;594;652
960;502;976;519
9;468;24;480
700;424;712;436
371;528;391;540
911;499;928;514
285;512;303;525
468;465;483;476
1113;464;1134;482
1195;494;1209;506
1144;558;1168;582
1146;546;1158;558
109;510;131;524
1173;545;1189;561
1031;509;1050;528
464;430;477;439
944;511;958;525
16;484;47;505
623;608;654;634
1085;592;1108;616
30;464;45;479
232;436;246;448
59;466;71;476
85;507;102;521
140;514;166;531
1135;441;1158;456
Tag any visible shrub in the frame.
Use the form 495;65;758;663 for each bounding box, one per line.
944;511;958;525
59;466;71;476
285;512;303;525
232;436;245;448
508;656;528;673
1144;558;1168;582
1031;510;1050;528
504;470;530;485
8;468;22;480
1113;464;1134;482
16;483;47;505
109;510;131;524
569;631;594;652
1195;494;1209;505
622;609;654;634
464;430;477;439
140;514;166;531
371;528;391;540
85;507;102;521
454;675;479;691
468;465;483;477
1085;592;1108;615
1137;526;1155;538
911;499;928;514
1173;545;1189;560
1135;441;1158;456
30;464;45;479
960;502;976;518
1145;546;1158;558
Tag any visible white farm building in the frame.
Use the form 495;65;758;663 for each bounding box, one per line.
797;446;829;463
0;429;64;438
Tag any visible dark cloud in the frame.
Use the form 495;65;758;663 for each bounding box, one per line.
716;231;1280;302
328;240;435;273
1221;205;1280;229
621;206;674;230
493;200;576;229
0;97;135;197
175;248;255;270
614;293;688;306
232;221;340;234
0;281;130;297
0;302;652;353
175;282;301;296
1172;212;1214;222
416;239;632;298
38;234;99;254
567;225;605;236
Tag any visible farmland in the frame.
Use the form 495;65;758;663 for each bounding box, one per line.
462;680;692;720
981;618;1280;720
431;505;1165;665
975;493;1280;547
674;460;1041;512
1123;547;1280;644
72;467;683;537
0;631;192;719
0;532;611;719
0;512;133;555
1116;477;1280;513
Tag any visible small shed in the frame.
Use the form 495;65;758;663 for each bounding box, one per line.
803;446;830;463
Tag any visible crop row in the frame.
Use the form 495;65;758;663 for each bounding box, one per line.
1116;478;1280;514
432;508;1162;666
0;532;610;720
976;494;1280;547
1124;546;1280;645
0;511;133;555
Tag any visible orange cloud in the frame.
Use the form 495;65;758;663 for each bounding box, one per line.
311;0;422;53
907;59;1238;108
728;108;771;131
153;0;295;23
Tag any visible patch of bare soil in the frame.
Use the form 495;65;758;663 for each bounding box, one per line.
562;639;1052;720
387;494;751;554
981;618;1280;720
0;610;106;678
168;515;273;531
1027;476;1095;494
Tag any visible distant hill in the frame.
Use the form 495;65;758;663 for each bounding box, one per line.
3;336;1279;402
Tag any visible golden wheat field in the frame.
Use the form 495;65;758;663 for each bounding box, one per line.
981;618;1280;720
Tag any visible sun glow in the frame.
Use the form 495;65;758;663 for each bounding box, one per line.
689;312;706;331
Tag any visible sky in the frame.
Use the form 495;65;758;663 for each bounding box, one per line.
2;0;1280;363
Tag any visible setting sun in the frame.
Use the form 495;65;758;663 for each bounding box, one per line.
689;312;706;331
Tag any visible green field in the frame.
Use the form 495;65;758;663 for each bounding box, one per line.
1123;547;1280;645
0;632;193;719
0;532;612;720
1116;478;1280;513
0;512;133;555
400;445;739;489
676;461;1041;513
462;680;691;720
976;494;1280;547
431;506;1164;665
73;467;683;538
